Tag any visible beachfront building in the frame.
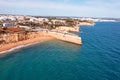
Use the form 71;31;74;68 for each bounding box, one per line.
16;16;25;22
0;16;8;21
2;23;15;28
8;16;17;21
19;26;31;30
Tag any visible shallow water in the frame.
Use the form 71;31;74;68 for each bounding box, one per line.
0;22;120;80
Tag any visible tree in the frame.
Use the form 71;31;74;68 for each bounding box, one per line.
65;19;75;27
43;22;49;29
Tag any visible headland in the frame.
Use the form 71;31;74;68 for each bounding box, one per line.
0;14;95;54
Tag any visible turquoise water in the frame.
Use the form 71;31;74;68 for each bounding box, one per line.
0;22;120;80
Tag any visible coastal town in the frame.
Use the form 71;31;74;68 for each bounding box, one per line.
0;14;95;53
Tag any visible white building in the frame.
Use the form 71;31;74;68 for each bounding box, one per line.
19;26;31;30
8;16;17;21
3;23;14;27
0;16;7;20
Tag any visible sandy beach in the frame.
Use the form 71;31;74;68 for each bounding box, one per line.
0;36;55;55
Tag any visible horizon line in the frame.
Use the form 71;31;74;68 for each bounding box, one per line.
0;13;120;19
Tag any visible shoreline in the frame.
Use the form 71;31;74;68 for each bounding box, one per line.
0;36;55;55
0;29;82;56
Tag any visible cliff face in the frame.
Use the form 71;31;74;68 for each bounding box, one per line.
55;26;79;32
48;31;82;45
0;31;49;44
79;22;95;26
0;29;82;46
0;33;19;43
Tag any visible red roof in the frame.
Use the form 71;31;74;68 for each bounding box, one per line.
7;27;25;32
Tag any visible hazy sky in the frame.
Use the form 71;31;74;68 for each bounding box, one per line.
0;0;120;18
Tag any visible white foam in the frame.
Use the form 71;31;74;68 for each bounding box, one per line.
0;45;25;54
0;42;40;54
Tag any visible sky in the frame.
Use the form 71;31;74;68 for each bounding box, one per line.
0;0;120;18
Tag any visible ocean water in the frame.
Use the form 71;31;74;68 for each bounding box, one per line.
0;22;120;80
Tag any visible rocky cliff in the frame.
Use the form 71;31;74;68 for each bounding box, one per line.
0;31;50;45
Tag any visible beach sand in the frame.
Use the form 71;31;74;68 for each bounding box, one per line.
0;36;55;56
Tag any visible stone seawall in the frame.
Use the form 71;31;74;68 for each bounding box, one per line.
48;31;82;45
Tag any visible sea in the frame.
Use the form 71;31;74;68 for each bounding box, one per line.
0;22;120;80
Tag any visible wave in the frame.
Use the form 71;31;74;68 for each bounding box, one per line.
0;41;44;54
0;45;25;54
